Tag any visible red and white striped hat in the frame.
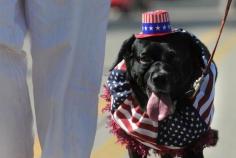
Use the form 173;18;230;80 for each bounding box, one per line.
135;10;174;39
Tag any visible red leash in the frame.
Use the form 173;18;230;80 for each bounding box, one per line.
190;0;233;98
204;0;233;75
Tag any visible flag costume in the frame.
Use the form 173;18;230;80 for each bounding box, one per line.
102;10;218;157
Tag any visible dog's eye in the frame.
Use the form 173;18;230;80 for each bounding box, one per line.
163;51;175;62
138;56;153;64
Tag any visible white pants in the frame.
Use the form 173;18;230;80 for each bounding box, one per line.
0;0;110;158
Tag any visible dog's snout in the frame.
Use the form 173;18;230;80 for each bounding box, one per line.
152;73;167;85
150;71;172;93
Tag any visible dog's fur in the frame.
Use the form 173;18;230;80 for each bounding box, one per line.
110;31;214;158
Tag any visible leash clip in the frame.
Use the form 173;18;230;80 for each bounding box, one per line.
192;75;204;95
185;74;204;99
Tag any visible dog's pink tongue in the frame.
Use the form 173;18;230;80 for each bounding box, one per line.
146;92;170;121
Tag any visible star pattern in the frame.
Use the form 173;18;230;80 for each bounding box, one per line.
156;26;160;30
107;28;214;149
157;106;208;147
107;70;132;110
142;24;171;31
163;25;166;30
107;67;208;147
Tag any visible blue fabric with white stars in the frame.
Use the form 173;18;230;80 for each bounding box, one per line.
142;22;171;34
107;67;208;147
107;70;132;112
157;106;208;147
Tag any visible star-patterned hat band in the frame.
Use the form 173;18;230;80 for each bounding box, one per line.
135;10;173;39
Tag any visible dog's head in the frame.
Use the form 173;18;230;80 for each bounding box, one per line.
111;31;207;121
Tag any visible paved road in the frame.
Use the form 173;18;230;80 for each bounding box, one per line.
90;23;236;158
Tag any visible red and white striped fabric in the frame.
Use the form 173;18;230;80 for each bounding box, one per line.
108;58;217;151
113;95;159;147
137;10;172;38
142;10;170;23
193;59;217;126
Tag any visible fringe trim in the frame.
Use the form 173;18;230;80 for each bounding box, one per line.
101;86;218;157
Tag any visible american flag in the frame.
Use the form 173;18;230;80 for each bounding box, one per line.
141;10;172;35
106;29;217;152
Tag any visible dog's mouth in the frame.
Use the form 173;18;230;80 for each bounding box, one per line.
146;90;175;121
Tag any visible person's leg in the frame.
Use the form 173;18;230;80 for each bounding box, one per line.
0;0;33;158
25;0;110;157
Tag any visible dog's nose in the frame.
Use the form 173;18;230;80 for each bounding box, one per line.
152;73;168;85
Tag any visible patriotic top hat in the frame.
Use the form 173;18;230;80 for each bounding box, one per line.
135;10;174;39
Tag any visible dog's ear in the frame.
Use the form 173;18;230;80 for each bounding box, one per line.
174;31;208;69
109;35;136;71
190;36;210;69
183;32;212;97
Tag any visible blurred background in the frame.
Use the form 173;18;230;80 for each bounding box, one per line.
30;0;236;158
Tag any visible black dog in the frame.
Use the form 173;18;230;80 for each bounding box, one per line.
108;29;218;158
